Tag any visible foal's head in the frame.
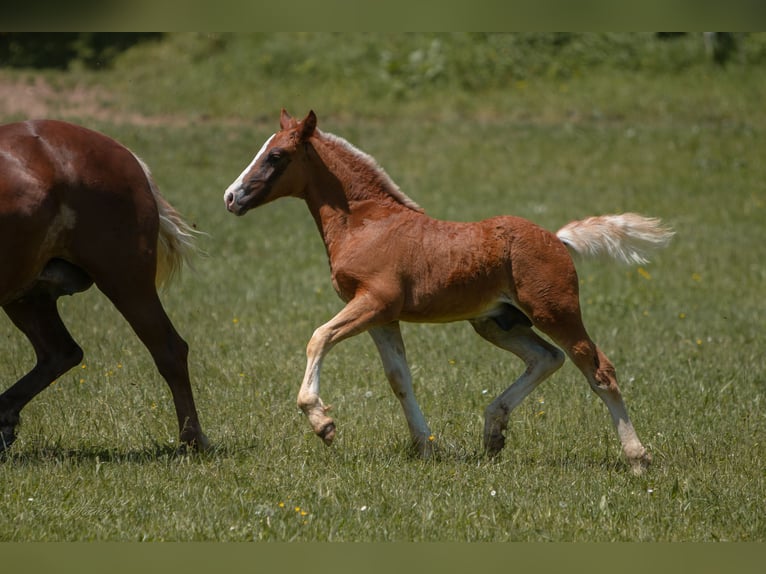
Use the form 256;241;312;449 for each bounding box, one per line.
224;109;317;215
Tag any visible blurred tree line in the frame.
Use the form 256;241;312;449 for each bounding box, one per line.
0;32;759;73
0;33;162;69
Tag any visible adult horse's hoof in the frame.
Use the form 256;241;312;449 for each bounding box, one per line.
176;432;212;455
318;421;336;445
0;426;16;453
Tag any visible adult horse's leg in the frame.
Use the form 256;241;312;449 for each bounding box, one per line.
298;294;390;446
95;278;208;451
470;315;565;456
0;293;83;450
368;322;433;457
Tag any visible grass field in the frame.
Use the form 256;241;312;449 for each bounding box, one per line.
0;34;764;541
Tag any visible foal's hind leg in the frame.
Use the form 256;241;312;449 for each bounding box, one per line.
0;294;83;450
564;337;650;474
470;317;565;456
94;278;208;451
531;301;650;473
368;322;433;457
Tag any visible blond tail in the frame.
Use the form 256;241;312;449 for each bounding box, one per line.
133;154;197;288
556;213;674;265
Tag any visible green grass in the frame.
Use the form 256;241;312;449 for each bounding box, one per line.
1;34;764;541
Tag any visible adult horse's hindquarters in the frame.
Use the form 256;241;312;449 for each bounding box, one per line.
0;119;208;452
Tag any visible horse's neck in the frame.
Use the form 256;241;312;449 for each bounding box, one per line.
304;136;419;248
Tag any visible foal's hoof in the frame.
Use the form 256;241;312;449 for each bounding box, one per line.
318;421;336;445
413;435;437;459
483;432;506;457
629;449;652;475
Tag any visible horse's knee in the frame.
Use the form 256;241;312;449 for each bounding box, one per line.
153;333;189;380
173;335;190;361
306;326;333;361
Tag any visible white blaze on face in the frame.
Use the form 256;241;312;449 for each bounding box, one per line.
223;134;276;204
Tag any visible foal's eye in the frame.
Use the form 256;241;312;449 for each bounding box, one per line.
267;151;283;164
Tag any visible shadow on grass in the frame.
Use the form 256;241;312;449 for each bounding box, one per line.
0;442;206;465
323;434;637;475
2;434;639;476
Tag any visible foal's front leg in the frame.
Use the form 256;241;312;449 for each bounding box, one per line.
368;322;434;458
298;295;387;446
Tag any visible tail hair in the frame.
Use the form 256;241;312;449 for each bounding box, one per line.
133;154;198;288
556;213;674;265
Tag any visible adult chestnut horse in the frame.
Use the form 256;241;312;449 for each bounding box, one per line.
224;110;673;473
0;119;208;452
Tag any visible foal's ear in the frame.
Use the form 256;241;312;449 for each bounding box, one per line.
280;108;294;130
300;110;317;140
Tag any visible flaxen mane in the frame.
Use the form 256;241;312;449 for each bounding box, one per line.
318;130;425;213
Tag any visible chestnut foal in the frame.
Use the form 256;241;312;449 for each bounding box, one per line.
224;110;672;473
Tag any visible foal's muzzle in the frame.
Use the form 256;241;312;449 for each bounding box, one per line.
224;186;249;216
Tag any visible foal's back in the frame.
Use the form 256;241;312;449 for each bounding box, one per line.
332;207;578;325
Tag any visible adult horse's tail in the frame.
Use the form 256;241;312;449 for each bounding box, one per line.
133;154;197;288
556;213;674;265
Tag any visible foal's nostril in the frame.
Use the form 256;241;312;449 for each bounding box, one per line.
224;191;234;207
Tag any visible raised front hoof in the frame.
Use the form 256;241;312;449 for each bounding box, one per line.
317;421;336;446
483;432;506;458
628;449;652;476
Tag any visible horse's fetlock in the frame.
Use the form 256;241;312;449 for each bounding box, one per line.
296;393;316;414
0;412;20;429
414;435;436;459
484;402;509;422
63;344;84;370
